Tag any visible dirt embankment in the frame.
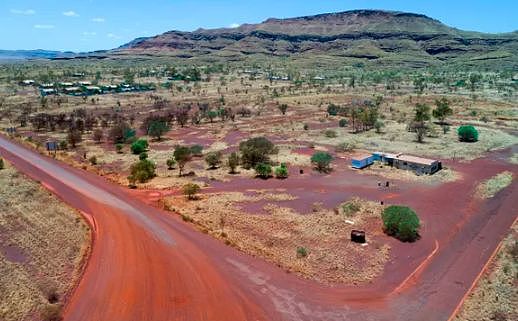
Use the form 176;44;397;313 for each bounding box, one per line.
454;223;518;321
0;163;91;321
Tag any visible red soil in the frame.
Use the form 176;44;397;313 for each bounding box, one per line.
1;135;516;321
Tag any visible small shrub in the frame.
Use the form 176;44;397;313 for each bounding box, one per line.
88;155;97;165
128;159;156;183
342;201;360;217
296;246;308;258
205;151;222;169
139;152;148;160
255;163;272;179
382;205;420;242
190;144;203;157
324;130;337;138
166;158;176;170
303;123;309;130
131;139;148;154
0;157;4;170
335;141;356;152
275;163;288;179
182;183;200;200
115;143;123;153
338;118;348;127
458;125;479;142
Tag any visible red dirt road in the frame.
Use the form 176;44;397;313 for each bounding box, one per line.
1;135;517;321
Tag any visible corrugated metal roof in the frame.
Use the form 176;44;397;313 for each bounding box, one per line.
396;155;437;166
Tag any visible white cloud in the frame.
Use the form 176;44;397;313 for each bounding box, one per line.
63;11;79;17
82;31;97;36
10;9;36;15
34;24;55;29
91;17;105;23
229;23;240;28
107;33;121;39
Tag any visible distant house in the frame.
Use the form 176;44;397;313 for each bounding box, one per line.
64;87;82;95
351;153;374;169
85;86;101;94
373;152;441;175
39;83;54;89
40;88;56;96
21;79;35;86
59;82;74;87
78;81;92;86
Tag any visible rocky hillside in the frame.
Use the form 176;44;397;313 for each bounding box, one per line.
116;10;517;69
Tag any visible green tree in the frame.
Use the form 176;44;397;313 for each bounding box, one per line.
433;98;453;124
239;137;277;169
338;119;348;127
382;205;420;242
67;129;82;148
173;145;192;176
311;152;333;172
128;159;156;183
148;120;169;141
457;125;479;142
190;144;203;157
227;152;240;174
182;183;200;200
131;139;148;155
414;75;426;94
374;120;384;133
275;163;288;179
414;103;431;143
205;151;222;169
327;104;339;116
255;163;272;179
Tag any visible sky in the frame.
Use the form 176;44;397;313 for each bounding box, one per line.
1;0;517;52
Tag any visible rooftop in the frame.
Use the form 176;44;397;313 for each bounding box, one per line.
396;154;438;166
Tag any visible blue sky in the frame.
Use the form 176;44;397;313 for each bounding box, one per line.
1;0;517;52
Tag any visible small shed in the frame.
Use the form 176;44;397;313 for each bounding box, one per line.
351;230;366;243
351;153;374;169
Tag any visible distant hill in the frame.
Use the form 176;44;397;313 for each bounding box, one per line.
0;49;76;60
115;9;518;69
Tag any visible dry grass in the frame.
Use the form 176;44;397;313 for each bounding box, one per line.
0;163;90;321
454;223;518;321
162;192;389;285
475;171;514;199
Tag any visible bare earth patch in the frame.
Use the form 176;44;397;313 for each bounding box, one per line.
162;192;389;285
454;223;518;321
358;161;461;184
0;163;91;321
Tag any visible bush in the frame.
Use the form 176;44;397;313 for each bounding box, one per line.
324;130;337;138
296;246;308;258
457;125;479;142
166;158;176;170
115;143;124;153
128;159;156;183
139;152;148;160
227;152;240;174
147;120;169;141
205;151;222;169
182;183;200;200
382;205;420;242
275;163;288;179
0;157;4;170
374;120;384;133
327;104;339;116
88;155;97;165
255;163;272;179
131;139;148;154
190;144;203;157
303;123;309;130
311;152;333;172
338;118;348;127
335;141;356;152
239;137;277;169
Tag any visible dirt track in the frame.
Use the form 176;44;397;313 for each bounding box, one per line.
0;135;516;321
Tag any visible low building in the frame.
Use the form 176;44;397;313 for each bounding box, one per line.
351;153;374;169
40;88;56;96
21;79;35;86
393;155;442;175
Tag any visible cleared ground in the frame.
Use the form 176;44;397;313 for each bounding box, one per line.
0;162;90;321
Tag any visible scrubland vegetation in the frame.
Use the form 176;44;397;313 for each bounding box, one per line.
0;162;90;321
